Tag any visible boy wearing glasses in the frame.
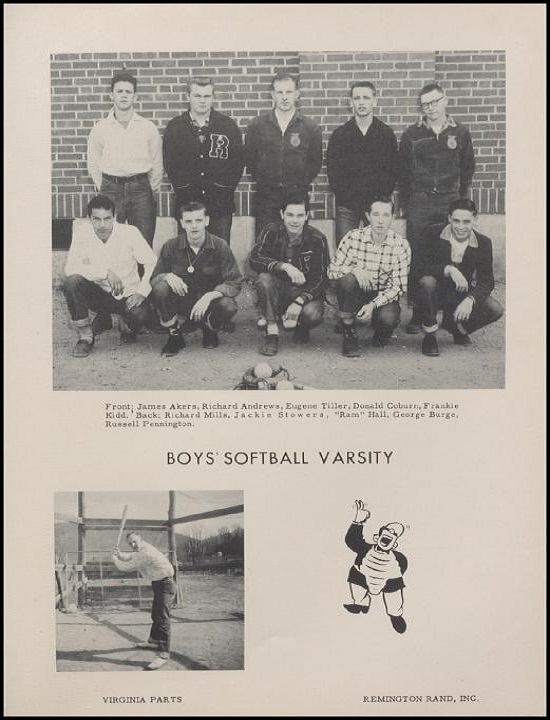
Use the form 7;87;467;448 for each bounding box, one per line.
398;83;475;333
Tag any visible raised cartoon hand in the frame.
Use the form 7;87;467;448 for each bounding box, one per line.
353;499;371;524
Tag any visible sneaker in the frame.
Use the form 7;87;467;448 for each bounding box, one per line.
257;316;267;330
202;327;220;349
161;332;186;357
260;334;279;356
342;326;360;357
91;313;112;335
145;654;169;671
292;325;310;344
135;640;159;650
390;615;407;634
421;333;440;357
72;339;94;358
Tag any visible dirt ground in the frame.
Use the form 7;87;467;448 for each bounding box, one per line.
56;575;244;672
52;252;505;391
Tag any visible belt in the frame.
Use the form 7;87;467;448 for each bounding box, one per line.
102;172;148;183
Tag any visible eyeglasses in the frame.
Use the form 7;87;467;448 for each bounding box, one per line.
420;96;445;110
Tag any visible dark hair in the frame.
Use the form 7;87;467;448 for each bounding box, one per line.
270;71;299;90
448;198;477;216
178;200;208;217
366;195;395;215
111;72;137;92
350;81;376;97
87;194;116;217
126;531;140;540
280;194;310;214
419;82;444;100
187;76;214;92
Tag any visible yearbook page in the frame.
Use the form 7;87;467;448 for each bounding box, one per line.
5;4;546;717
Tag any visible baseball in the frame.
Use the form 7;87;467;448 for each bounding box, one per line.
253;362;273;378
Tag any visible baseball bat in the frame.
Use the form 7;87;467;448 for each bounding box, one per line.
115;504;129;548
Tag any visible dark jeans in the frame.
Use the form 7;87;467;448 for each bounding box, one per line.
336;273;401;339
406;190;458;302
63;274;149;331
207;214;233;245
256;273;324;328
149;577;177;654
101;174;156;246
335;205;366;246
150;278;238;329
418;275;504;333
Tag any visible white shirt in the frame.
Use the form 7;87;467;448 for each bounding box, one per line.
87;109;163;192
113;540;174;582
64;221;157;298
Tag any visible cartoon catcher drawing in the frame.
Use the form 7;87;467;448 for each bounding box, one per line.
344;500;408;633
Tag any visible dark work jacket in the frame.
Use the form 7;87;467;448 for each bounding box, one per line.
151;231;243;298
326;116;398;217
245;110;322;193
163;109;244;216
421;223;495;304
398;116;475;204
249;221;329;303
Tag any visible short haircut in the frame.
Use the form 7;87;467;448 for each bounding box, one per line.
187;76;214;92
178;200;208;217
280;194;310;214
366;195;395;215
419;82;444;99
350;81;376;97
448;198;478;216
111;72;137;92
87;194;116;217
271;70;299;90
126;531;140;540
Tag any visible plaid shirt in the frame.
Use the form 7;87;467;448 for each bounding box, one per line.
328;227;411;308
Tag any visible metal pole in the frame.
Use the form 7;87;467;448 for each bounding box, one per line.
77;492;86;607
168;491;181;605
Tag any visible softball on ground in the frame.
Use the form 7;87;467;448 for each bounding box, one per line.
253;362;273;378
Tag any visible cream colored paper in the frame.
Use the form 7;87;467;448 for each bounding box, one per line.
5;4;546;716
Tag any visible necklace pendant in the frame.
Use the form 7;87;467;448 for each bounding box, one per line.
187;266;195;274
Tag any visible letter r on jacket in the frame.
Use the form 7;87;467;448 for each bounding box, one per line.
209;134;229;159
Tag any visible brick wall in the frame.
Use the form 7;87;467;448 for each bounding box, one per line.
51;49;505;223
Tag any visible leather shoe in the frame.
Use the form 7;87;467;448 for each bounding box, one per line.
343;603;362;614
260;334;279;356
72;339;94;358
453;332;472;346
292;325;310;344
342;326;360;357
421;333;440;357
161;333;186;357
202;327;219;349
390;615;407;633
